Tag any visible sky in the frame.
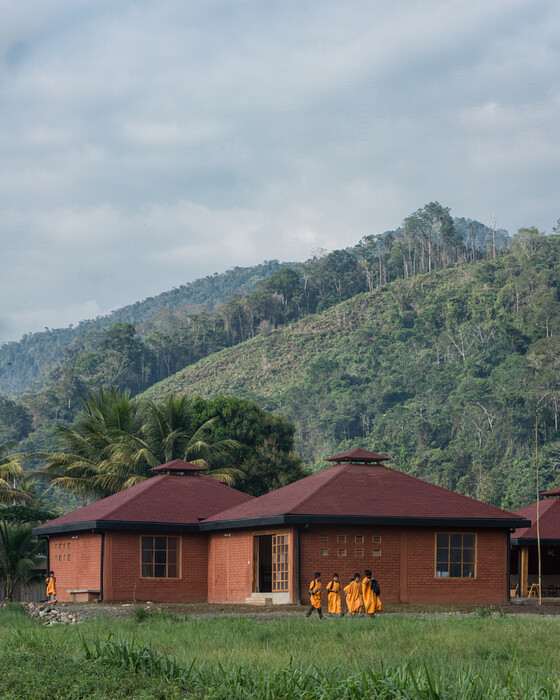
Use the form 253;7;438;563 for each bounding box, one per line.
1;0;559;343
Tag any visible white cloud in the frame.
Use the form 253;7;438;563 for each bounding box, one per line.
1;0;560;342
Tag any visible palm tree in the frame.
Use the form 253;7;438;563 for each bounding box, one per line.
0;440;34;506
0;521;43;601
139;395;242;484
35;390;242;499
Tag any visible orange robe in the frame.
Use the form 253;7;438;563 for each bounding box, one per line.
308;580;322;608
344;580;363;614
326;580;342;614
362;576;382;614
46;576;56;597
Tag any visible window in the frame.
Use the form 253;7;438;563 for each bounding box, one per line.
355;535;364;544
320;534;328;543
141;536;180;578
372;549;381;558
372;536;382;544
436;533;476;578
338;548;347;557
320;548;329;557
337;535;346;544
355;549;364;558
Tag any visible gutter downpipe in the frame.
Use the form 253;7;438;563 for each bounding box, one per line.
45;535;50;576
507;529;512;604
296;524;308;605
99;532;105;602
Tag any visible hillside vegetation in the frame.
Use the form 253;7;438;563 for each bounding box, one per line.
142;232;560;511
3;205;504;441
0;260;292;395
2;203;557;512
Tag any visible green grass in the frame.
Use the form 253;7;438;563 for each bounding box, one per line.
2;606;560;698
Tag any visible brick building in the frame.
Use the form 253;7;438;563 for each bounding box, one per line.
35;460;253;602
35;449;529;605
511;487;560;597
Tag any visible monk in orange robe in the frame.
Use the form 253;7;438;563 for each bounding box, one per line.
45;571;57;602
305;572;323;619
344;573;363;616
326;573;343;616
362;569;382;617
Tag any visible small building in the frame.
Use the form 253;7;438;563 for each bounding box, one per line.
35;449;529;605
511;487;560;598
202;448;529;605
34;460;253;602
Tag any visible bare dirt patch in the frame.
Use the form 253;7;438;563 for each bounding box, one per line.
43;600;560;620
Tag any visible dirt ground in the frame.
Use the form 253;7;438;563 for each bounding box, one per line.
48;600;560;620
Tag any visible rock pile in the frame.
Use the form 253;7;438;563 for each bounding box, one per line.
21;602;86;626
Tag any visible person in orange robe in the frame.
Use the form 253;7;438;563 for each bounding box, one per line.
45;571;57;602
362;569;382;618
326;573;343;617
305;572;323;619
344;573;363;616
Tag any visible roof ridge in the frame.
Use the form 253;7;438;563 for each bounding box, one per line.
286;464;349;514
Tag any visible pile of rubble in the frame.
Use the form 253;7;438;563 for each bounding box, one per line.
20;602;87;625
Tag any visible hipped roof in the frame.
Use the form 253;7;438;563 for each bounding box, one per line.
201;461;529;530
513;495;560;542
34;471;253;536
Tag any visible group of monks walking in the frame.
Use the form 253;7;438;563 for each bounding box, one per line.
306;570;382;619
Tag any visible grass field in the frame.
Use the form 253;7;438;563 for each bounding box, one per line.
1;605;560;699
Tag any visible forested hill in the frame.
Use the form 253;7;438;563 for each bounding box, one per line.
142;232;560;511
1;204;508;399
0;260;293;395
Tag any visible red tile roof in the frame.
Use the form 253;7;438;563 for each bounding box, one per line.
36;473;253;532
327;448;388;463
203;462;527;525
540;487;560;497
514;496;560;540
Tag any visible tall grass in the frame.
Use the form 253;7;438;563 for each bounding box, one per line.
2;608;560;698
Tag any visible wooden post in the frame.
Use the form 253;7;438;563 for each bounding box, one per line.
536;413;542;605
520;546;529;597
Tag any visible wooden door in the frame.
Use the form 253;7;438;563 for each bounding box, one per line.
272;534;289;592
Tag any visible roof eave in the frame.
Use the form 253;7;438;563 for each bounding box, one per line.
33;520;201;536
511;537;560;546
200;514;531;531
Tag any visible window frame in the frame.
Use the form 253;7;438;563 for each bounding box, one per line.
140;535;182;580
434;532;477;579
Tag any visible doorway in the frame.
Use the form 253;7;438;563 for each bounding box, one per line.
255;535;273;592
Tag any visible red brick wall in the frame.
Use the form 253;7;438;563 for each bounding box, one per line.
208;528;297;603
208;531;253;603
103;531;209;602
299;526;508;606
48;534;102;602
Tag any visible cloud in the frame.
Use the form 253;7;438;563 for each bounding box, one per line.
1;0;560;342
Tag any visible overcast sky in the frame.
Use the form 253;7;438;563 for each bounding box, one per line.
1;0;559;343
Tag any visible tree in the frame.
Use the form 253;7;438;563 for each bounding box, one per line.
189;396;305;496
34;389;242;499
0;398;32;442
138;395;242;484
0;440;33;505
0;521;43;601
513;227;545;259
